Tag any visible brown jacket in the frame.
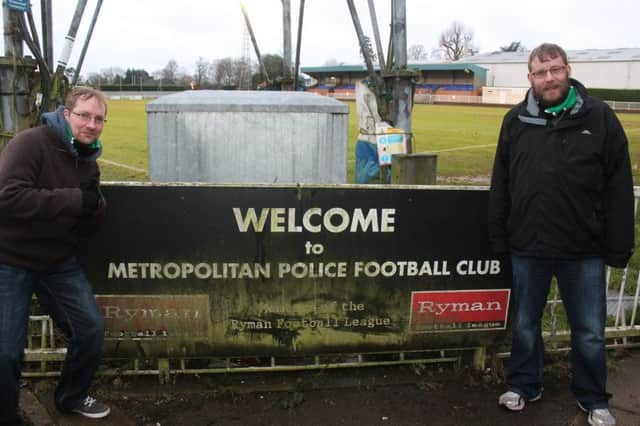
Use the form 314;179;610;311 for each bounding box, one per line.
0;125;105;271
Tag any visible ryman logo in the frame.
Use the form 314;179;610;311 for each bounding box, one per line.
409;289;510;333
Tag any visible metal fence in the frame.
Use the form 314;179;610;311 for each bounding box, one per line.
415;94;483;105
22;187;640;378
414;94;640;112
605;100;640;112
541;187;640;350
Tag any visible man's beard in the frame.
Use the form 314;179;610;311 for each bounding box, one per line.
534;80;570;108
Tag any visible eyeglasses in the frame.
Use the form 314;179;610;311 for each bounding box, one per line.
70;111;107;126
530;65;566;80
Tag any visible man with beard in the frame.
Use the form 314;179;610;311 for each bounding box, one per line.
488;43;634;426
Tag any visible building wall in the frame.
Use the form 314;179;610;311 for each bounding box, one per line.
482;87;528;104
481;61;640;89
481;63;528;88
570;62;640;89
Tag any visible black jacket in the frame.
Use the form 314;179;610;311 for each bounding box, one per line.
488;79;634;267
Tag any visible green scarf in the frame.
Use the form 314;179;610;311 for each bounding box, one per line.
544;85;577;116
66;124;101;150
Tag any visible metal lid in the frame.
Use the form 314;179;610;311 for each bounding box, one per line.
145;90;349;114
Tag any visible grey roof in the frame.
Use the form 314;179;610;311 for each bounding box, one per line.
462;48;640;64
145;90;348;114
301;63;487;75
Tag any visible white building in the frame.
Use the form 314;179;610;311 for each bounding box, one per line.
462;48;640;90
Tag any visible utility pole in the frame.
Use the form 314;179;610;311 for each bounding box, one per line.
293;0;306;91
240;0;270;85
388;0;413;152
1;4;34;148
346;0;387;120
282;0;292;89
1;0;98;152
73;0;103;86
41;0;53;71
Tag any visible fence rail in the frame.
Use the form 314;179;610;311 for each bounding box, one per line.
328;90;640;112
605;100;640;112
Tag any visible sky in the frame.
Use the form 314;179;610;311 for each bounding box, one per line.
1;0;639;78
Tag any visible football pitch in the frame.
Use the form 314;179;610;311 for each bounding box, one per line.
99;98;640;184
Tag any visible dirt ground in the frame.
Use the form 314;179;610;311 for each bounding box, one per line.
22;351;630;426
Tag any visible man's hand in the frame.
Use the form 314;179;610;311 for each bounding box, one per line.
80;179;100;215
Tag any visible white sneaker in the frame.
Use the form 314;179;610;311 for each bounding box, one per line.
498;390;542;411
577;401;616;426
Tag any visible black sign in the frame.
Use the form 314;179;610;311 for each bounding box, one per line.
82;184;511;357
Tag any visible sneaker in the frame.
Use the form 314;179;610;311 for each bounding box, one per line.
498;390;543;411
577;402;616;426
71;395;111;419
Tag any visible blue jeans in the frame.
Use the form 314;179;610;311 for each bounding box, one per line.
507;255;609;409
0;258;104;424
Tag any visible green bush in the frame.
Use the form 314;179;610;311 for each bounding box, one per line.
588;88;640;102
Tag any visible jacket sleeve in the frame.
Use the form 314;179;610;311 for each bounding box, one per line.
0;133;83;220
602;107;635;268
487;116;512;254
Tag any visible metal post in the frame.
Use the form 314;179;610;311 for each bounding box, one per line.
281;0;292;89
346;0;387;120
390;0;413;152
54;0;88;81
392;0;407;66
240;0;270;84
367;0;385;71
346;0;375;78
73;0;103;86
3;6;23;57
473;347;486;370
41;0;53;71
2;7;23;135
293;0;306;91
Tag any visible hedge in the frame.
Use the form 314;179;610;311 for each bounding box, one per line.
587;88;640;102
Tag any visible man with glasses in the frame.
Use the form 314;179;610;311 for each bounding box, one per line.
0;86;110;423
488;43;634;426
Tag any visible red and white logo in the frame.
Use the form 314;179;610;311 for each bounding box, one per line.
409;289;510;333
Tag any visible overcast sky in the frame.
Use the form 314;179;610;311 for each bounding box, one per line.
1;0;639;77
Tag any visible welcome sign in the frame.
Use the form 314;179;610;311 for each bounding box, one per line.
81;184;511;357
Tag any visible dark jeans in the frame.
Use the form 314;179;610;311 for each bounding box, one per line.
0;258;104;425
507;255;609;409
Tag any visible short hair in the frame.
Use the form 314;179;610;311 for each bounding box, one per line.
64;86;108;115
528;43;568;71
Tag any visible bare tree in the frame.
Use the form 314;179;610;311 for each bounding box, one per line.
408;44;428;62
161;59;179;84
214;57;239;87
439;21;477;61
236;58;253;90
99;67;125;84
429;48;446;61
86;72;102;87
193;57;211;88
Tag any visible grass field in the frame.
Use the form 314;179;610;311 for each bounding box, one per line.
99;98;640;185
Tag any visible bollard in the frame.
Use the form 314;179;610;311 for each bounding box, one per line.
390;153;437;185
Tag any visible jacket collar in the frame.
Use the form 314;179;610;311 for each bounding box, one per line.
519;78;590;126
